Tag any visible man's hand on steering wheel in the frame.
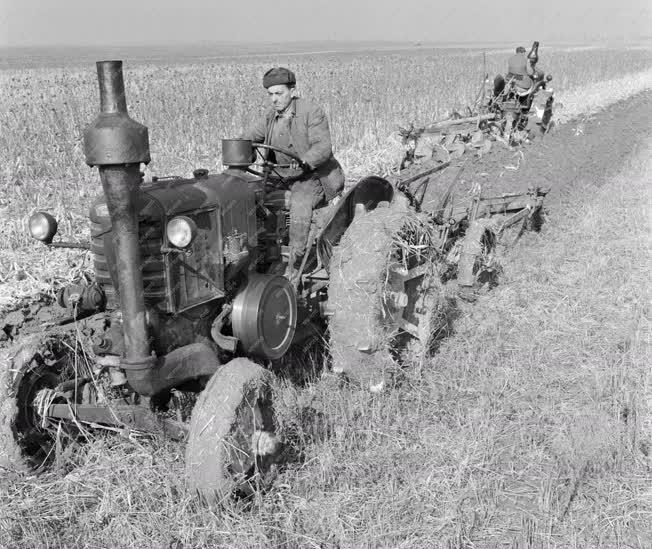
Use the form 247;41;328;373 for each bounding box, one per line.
248;142;312;185
289;158;309;171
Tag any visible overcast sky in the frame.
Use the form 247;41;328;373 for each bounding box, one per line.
0;0;649;47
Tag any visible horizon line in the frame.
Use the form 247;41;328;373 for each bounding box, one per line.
2;37;649;51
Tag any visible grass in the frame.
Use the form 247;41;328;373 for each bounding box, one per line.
1;46;651;205
1;46;650;308
1;125;651;549
0;45;651;547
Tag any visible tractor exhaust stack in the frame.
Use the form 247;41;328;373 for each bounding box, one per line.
83;60;155;390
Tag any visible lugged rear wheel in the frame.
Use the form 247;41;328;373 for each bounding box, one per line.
185;358;279;503
328;197;442;390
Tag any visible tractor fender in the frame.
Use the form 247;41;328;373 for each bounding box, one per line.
316;176;394;271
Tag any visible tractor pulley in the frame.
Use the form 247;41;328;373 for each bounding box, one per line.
232;274;297;359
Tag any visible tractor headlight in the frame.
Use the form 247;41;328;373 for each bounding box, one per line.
166;216;197;248
28;212;58;244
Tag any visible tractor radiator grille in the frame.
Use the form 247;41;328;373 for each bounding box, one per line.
91;220;166;309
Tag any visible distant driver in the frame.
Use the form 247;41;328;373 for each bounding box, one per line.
493;45;538;98
506;46;534;90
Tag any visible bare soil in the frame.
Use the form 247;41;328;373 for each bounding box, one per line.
408;90;652;213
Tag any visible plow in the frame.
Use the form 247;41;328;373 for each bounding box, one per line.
400;41;555;168
0;58;548;501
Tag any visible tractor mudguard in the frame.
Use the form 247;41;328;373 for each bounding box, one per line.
315;176;394;271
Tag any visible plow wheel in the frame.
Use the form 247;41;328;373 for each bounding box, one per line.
456;219;500;293
402;272;447;355
185;358;279;504
493;206;543;250
495;214;528;248
328;198;443;390
0;331;92;471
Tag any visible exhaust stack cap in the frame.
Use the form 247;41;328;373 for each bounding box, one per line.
83;60;150;167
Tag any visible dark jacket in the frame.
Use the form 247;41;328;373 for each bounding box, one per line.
243;97;345;200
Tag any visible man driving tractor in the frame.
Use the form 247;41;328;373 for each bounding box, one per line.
242;67;345;282
493;42;542;98
506;46;534;89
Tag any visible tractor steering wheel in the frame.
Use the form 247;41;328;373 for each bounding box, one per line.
246;143;309;187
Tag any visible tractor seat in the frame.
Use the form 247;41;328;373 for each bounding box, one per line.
514;85;535;97
506;74;534;95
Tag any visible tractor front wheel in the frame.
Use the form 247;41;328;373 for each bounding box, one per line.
0;332;86;472
185;358;279;503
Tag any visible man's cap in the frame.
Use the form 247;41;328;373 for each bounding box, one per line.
263;67;296;88
516;46;526;53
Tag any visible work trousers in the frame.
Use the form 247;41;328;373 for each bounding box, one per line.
289;178;325;257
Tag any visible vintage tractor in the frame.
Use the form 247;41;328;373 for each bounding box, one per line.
0;61;445;500
489;42;555;141
0;60;547;502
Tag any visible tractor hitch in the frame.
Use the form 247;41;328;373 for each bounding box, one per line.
45;402;187;440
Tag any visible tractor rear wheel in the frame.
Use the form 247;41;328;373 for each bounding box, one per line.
328;197;443;390
185;358;279;503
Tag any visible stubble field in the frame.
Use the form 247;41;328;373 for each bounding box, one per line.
0;44;651;548
1;46;651;293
